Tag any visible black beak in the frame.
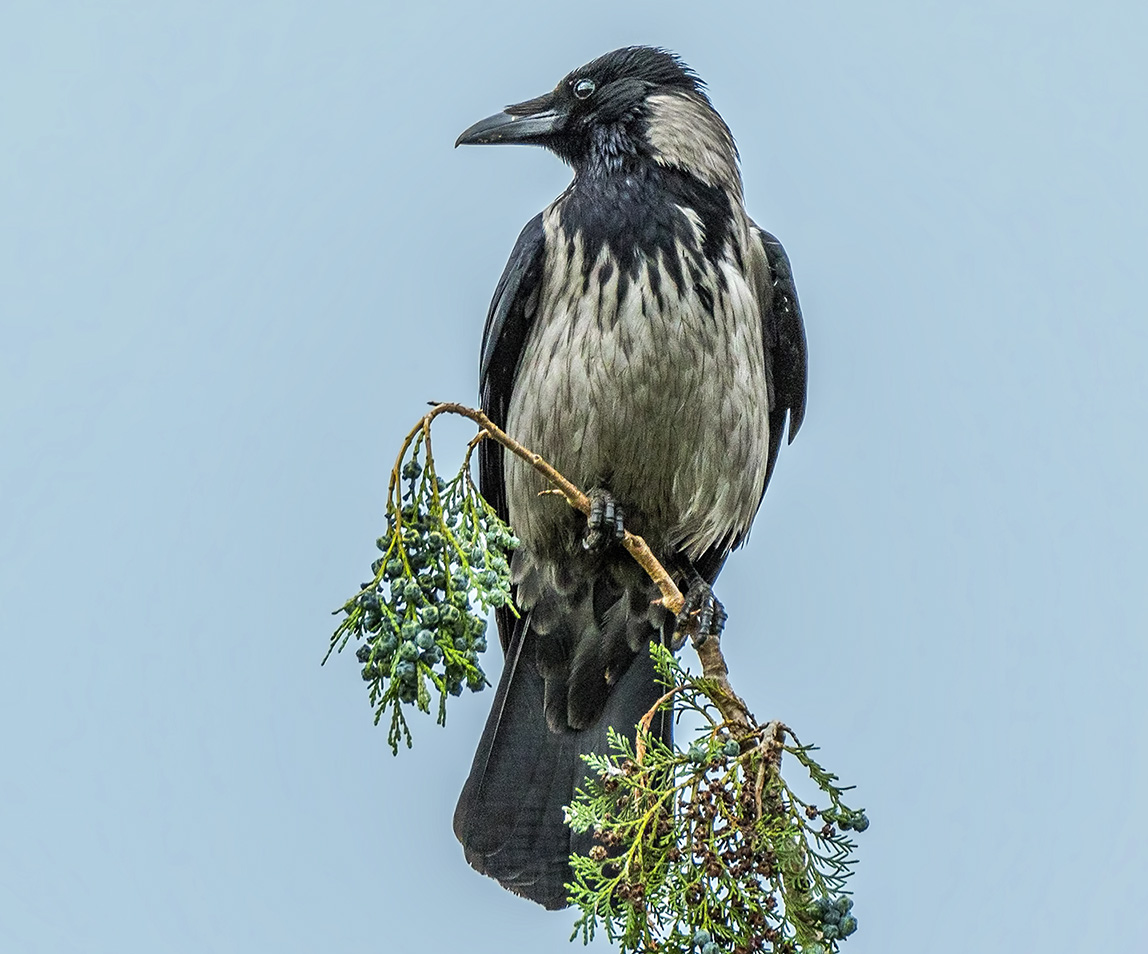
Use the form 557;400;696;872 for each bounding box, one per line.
455;94;565;147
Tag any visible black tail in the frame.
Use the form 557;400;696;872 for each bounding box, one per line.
453;616;671;910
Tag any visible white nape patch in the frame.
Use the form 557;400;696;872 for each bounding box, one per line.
646;92;742;198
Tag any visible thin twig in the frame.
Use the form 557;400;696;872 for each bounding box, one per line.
634;686;689;762
753;721;788;821
693;631;754;736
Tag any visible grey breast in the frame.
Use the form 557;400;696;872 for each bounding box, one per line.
504;202;771;569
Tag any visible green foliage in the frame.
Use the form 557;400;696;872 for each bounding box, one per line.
324;428;518;753
566;646;867;954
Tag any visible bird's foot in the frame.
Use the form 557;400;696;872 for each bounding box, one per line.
582;488;625;552
671;579;727;650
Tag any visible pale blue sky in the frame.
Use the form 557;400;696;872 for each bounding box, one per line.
2;2;1145;952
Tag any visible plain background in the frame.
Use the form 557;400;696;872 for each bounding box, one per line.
3;1;1145;951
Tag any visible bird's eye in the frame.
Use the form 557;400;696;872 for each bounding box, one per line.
573;78;596;100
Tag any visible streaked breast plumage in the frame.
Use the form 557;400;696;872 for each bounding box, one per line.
506;198;771;564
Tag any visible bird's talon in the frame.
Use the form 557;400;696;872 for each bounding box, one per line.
584;489;625;552
672;579;726;650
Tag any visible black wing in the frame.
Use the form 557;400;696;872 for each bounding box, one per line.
478;212;545;520
752;224;807;490
477;212;546;648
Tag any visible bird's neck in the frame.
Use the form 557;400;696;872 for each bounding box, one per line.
576;123;644;180
555;159;738;283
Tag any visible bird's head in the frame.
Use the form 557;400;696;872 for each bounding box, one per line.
456;46;741;194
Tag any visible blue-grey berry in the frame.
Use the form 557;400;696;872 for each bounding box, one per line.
852;812;869;832
691;928;712;947
839;915;858;937
415;629;436;650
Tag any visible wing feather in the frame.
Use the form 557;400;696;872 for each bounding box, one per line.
750;223;808;489
477;212;546;650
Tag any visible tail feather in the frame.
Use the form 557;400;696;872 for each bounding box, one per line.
453;617;670;909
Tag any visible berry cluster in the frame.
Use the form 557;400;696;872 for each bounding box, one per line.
806;896;858;944
692;928;722;954
353;569;489;702
687;738;743;764
820;808;869;834
330;448;518;752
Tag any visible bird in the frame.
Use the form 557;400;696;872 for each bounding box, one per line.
451;46;807;910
